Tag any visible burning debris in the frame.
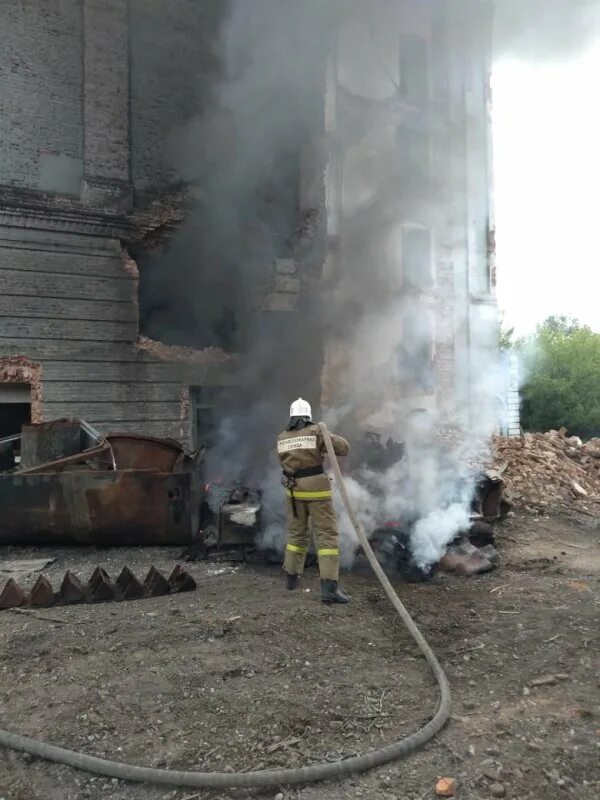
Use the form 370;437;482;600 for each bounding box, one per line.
351;432;405;473
492;429;600;513
0;416;507;582
0;565;196;610
332;426;508;581
184;483;262;562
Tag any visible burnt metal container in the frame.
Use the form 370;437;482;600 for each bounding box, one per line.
0;469;201;546
0;419;203;546
106;433;185;473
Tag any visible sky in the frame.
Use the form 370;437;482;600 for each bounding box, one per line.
492;43;600;335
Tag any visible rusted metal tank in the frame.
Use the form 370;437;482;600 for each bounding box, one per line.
0;469;201;546
0;419;202;546
106;433;184;472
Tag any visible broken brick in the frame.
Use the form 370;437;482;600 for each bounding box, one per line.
479;544;499;564
455;553;494;576
29;575;55;607
435;777;457;797
438;552;464;572
0;578;27;609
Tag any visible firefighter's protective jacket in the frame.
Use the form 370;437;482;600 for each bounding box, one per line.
276;423;349;500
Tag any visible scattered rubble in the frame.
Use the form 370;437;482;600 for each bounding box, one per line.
492;430;600;512
439;537;497;577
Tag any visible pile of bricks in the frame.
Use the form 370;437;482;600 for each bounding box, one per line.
491;430;600;512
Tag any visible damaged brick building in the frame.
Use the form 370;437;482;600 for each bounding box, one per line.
0;0;497;447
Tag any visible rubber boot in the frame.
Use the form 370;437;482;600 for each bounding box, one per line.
286;573;300;591
320;579;349;604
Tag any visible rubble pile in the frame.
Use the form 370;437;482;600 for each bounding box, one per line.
492;430;600;511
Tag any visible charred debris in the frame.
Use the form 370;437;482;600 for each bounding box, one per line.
0;418;507;582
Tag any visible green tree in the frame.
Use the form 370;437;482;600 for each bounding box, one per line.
520;316;600;438
499;324;516;351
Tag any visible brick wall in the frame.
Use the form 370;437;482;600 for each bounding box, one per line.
0;1;236;445
81;0;130;208
129;0;223;197
0;0;83;194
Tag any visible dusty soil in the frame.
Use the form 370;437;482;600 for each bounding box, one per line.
1;512;599;800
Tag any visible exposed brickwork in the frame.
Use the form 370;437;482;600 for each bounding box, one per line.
0;0;83;194
129;0;223;197
82;0;130;208
0;2;229;446
0;357;43;423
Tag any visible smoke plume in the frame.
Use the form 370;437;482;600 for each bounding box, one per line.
141;1;518;569
495;0;600;62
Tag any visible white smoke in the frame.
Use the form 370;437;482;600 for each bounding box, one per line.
328;405;488;570
333;475;376;568
410;504;471;569
184;1;505;571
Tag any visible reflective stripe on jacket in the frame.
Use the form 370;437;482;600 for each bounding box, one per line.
276;423;349;498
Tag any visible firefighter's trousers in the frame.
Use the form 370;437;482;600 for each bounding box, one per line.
283;497;340;581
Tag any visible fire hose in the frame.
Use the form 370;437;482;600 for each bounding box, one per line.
0;422;451;789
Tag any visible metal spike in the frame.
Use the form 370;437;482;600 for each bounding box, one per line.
59;571;85;605
168;564;197;593
143;566;170;597
87;567;116;603
0;578;27;609
116;566;144;600
29;575;55;607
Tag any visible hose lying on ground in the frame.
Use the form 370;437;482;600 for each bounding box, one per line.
0;422;451;789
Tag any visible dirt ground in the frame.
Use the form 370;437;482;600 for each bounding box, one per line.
1;511;598;800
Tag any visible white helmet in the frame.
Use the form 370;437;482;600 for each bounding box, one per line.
290;397;312;419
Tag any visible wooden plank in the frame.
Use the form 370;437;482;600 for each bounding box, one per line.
43;402;183;422
0;269;135;302
42;382;183;403
0;247;130;278
0;318;137;342
41;361;236;385
0;295;138;323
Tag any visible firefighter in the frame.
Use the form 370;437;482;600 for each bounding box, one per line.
277;398;350;604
